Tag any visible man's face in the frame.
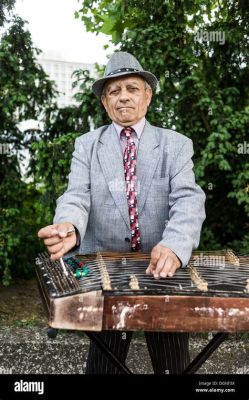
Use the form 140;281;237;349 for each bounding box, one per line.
101;75;152;126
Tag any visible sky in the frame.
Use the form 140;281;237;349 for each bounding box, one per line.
14;0;114;64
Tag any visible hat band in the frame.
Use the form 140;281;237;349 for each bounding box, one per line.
106;68;140;77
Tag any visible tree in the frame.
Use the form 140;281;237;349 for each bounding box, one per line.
75;0;249;252
0;0;15;26
0;7;56;284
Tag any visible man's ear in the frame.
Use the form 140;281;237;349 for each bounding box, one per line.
146;89;153;107
101;95;107;111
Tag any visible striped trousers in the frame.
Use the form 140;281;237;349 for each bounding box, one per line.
85;331;190;374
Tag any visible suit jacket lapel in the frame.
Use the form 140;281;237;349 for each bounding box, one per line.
97;124;130;228
97;121;160;229
136;121;160;213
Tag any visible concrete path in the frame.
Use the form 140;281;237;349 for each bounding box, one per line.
0;327;248;374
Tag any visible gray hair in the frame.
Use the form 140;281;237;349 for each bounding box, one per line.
144;81;152;90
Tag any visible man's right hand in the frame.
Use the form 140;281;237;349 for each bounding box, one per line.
37;223;77;261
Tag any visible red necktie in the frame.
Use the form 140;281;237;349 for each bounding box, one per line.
121;127;141;251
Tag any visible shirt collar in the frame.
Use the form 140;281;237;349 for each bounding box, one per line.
113;117;146;139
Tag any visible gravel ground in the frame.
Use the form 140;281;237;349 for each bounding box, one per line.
0;327;248;374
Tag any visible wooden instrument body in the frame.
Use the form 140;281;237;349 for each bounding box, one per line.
35;251;249;332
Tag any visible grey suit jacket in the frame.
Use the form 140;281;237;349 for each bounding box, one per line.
54;120;206;267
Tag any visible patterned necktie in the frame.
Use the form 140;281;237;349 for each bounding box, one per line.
121;127;141;251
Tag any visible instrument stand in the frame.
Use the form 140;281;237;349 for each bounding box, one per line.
85;332;133;374
47;328;229;374
87;332;229;375
183;332;229;374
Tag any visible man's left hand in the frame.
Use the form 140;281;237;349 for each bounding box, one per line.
146;244;181;279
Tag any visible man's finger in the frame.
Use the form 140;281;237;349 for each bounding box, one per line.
147;245;162;274
50;245;65;261
47;242;64;255
57;230;70;238
168;263;180;278
153;255;168;278
145;263;153;274
150;246;161;266
38;225;59;239
56;225;76;239
159;257;174;278
44;236;63;246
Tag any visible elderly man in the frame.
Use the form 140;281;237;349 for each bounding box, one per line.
38;51;206;374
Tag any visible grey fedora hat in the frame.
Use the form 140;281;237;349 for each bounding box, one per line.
92;51;158;96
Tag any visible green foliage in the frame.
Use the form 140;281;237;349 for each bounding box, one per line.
31;132;81;227
0;156;43;285
0;12;56;284
76;0;249;252
75;0;128;42
0;17;56;147
11;316;44;328
72;69;109;127
0;0;15;26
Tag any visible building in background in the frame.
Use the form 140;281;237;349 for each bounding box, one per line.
37;50;95;108
18;52;95;178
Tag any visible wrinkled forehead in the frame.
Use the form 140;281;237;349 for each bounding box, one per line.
103;74;146;92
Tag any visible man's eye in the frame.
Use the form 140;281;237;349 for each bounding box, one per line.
110;90;119;95
129;87;138;91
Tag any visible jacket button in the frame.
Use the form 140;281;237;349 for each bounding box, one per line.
125;237;130;243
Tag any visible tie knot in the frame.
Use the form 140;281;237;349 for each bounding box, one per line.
121;126;134;139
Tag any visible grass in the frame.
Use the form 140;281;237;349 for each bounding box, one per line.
4;316;45;329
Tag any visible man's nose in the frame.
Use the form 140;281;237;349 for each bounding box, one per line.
119;89;130;102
